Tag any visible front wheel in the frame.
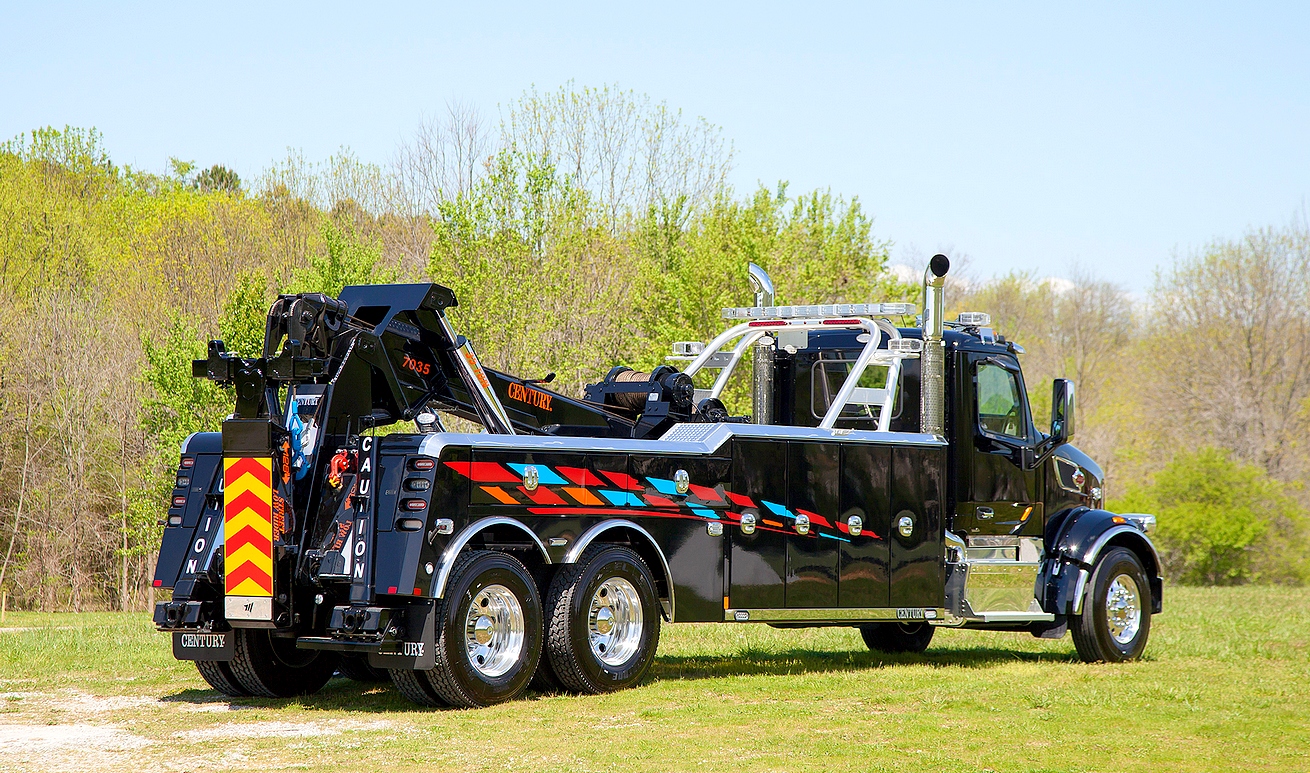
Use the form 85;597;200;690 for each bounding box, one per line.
545;545;661;694
859;622;935;654
1071;547;1152;662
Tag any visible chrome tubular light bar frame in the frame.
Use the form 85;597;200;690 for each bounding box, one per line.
682;317;918;432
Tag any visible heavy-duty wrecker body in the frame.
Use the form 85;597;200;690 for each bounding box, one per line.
154;255;1161;706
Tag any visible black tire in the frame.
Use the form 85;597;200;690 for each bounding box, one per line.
337;653;389;682
389;667;449;708
530;649;567;694
227;628;340;698
420;550;543;708
1071;547;1152;663
195;659;250;697
545;544;661;694
859;622;935;653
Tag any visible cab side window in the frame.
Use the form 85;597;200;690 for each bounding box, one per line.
976;362;1025;439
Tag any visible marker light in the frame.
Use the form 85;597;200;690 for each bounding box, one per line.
957;312;991;326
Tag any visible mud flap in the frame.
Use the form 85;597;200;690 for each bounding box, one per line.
369;601;436;671
172;630;234;661
944;560;969;618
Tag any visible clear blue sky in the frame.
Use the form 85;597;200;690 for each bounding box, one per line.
3;2;1307;293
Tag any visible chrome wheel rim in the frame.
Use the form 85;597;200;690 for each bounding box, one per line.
588;577;644;667
464;584;525;678
1105;573;1141;645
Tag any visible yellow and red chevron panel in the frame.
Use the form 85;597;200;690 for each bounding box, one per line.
224;457;274;598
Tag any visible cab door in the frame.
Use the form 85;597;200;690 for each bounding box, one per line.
956;353;1043;537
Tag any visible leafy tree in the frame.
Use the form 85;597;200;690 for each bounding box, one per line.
192;164;242;194
1111;447;1307;585
219;272;271;357
288;220;396;296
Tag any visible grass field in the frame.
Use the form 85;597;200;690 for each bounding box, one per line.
0;586;1305;772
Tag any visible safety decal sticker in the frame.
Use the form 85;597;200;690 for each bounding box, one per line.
223;457;274;606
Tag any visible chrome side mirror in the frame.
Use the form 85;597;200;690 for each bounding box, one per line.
1051;379;1075;444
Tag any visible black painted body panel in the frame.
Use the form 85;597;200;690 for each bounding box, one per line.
838;445;892;606
889;446;946;608
786;442;840;607
730;440;787;609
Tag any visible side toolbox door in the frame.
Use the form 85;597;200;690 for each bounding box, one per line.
630;455;731;622
729;440;787;610
784;442;839;608
889;445;946;609
838;444;891;607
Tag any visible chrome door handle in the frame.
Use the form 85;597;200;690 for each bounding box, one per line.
976;506;994;519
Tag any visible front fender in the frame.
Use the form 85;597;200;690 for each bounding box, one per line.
1040;507;1163;616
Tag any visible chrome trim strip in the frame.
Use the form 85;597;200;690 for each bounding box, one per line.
180;431;200;454
1053;457;1084;494
1080;524;1161;571
565;519;675;623
432;517;552;599
417;425;947;460
724;607;946;623
974;611;1056;624
1071;567;1090;615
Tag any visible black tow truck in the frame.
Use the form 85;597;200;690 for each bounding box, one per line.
153;254;1161;707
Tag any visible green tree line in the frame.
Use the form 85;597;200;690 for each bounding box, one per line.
0;85;1305;610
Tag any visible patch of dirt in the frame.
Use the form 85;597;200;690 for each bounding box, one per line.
0;722;151;772
175;719;392;741
0;690;161;713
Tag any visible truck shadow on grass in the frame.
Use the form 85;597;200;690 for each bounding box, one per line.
647;644;1079;682
161;645;1078;712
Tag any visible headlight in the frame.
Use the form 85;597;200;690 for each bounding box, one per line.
1121;513;1155;533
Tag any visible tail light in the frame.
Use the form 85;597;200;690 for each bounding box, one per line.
180;457;195;468
402;499;427;511
172;495;187;507
409;458;435;471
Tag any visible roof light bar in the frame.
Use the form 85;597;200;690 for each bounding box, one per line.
956;312;991;326
722;302;917;320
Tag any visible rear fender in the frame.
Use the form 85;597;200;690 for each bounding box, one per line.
564;519;675;622
1040;507;1163;616
429;516;552;599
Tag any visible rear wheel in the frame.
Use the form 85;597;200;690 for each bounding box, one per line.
338;654;388;682
545;545;661;694
227;628;339;698
195;659;250;697
397;550;542;708
859;622;935;654
389;667;449;707
1071;547;1152;662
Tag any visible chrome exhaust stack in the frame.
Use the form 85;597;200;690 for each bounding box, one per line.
921;254;950;437
748;263;775;425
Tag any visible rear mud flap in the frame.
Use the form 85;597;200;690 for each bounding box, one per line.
172;630;234;661
944;561;968;618
369;601;436;671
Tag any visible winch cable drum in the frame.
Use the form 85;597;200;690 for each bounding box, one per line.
601;366;695;411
